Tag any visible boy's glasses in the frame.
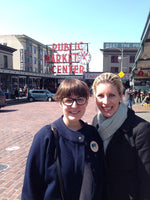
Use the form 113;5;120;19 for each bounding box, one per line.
62;97;87;106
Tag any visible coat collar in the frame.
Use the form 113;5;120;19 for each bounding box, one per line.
120;109;136;133
53;116;86;143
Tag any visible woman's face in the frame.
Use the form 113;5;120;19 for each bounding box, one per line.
95;83;122;118
60;95;88;126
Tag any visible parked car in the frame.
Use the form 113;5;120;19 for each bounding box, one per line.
28;89;55;102
0;89;7;109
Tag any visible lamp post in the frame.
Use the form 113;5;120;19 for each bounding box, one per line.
110;47;124;72
104;47;124;72
118;48;124;72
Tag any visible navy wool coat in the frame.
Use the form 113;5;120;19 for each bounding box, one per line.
21;117;104;200
92;108;150;200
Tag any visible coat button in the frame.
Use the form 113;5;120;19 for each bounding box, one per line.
78;136;82;140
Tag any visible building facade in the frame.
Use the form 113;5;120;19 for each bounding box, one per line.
131;11;150;92
0;44;16;70
0;34;53;73
0;44;16;94
0;35;56;96
100;42;140;85
0;35;98;98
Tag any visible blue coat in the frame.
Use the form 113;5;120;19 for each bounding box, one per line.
92;109;150;200
21;117;104;200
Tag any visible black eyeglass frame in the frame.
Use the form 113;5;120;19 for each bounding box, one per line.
61;97;87;106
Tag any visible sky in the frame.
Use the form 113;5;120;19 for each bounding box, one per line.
0;0;150;72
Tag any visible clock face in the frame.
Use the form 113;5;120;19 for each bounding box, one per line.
78;51;91;65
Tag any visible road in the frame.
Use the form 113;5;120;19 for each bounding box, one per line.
0;97;150;199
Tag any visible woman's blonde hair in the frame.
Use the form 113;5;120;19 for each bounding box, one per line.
92;72;123;96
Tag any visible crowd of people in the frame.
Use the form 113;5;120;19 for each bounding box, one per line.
21;73;150;200
124;87;150;109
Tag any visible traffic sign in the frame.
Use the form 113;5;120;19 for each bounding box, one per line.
118;71;125;78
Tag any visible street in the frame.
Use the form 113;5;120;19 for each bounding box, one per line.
0;97;150;199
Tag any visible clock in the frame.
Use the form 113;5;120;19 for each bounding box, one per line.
78;51;91;65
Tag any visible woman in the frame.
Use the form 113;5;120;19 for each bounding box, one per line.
92;72;150;200
21;78;104;200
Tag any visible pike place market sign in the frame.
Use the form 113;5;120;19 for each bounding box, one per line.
45;42;91;74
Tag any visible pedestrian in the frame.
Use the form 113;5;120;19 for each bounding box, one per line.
124;88;133;109
142;89;147;101
133;89;137;100
21;78;104;200
24;85;28;97
15;88;19;101
92;72;150;200
136;89;141;103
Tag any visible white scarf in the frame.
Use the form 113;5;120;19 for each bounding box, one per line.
97;101;128;153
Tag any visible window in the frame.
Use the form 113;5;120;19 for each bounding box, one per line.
29;56;32;63
34;57;36;64
33;46;36;54
4;55;8;68
29;67;32;72
20;49;24;63
130;56;135;63
29;44;32;52
111;67;118;73
32;90;45;94
111;56;118;63
40;49;43;56
129;67;132;73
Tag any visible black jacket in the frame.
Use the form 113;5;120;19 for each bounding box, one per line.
92;109;150;200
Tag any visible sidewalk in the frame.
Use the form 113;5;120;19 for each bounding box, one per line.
132;102;150;122
0;98;150;200
6;97;150;111
6;97;28;105
132;102;150;110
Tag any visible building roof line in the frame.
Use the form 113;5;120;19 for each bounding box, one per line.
140;10;150;43
15;34;52;50
0;44;16;53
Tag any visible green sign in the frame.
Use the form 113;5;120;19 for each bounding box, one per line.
104;42;140;49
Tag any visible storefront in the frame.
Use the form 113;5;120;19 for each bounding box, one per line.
131;11;150;92
0;68;57;98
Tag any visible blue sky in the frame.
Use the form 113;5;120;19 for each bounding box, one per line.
0;0;149;71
